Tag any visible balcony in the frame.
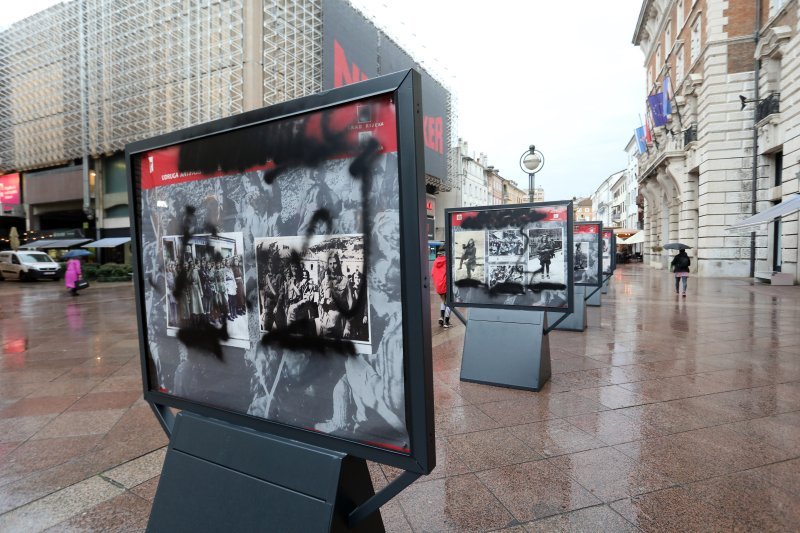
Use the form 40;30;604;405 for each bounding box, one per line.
756;93;780;123
683;124;697;147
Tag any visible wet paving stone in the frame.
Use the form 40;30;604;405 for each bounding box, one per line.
0;267;798;530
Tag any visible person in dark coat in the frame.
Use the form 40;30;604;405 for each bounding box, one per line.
431;246;452;328
671;249;691;296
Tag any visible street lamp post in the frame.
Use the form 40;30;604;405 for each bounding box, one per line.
520;145;545;203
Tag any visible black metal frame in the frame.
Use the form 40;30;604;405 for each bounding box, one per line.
574;221;603;288
444;200;574;314
125;70;435;475
602;229;615;276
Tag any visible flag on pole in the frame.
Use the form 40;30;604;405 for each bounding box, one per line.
643;111;653;143
635;127;647;154
662;76;672;116
648;93;668;127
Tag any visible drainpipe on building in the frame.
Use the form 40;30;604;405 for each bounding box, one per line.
79;1;93;227
749;0;762;278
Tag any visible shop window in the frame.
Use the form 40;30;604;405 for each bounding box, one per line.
104;153;128;194
106;204;130;219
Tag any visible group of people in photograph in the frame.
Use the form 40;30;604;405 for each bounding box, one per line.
166;255;246;328
258;244;369;342
488;231;525;257
487;264;525;288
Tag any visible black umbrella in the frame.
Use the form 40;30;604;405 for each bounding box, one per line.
663;243;692;250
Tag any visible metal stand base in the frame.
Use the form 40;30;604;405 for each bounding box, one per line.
147;411;384;533
601;277;610;294
586;286;601;307
460;308;551;391
550;285;586;332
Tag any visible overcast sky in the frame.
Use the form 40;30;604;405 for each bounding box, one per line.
351;0;646;200
3;1;646;200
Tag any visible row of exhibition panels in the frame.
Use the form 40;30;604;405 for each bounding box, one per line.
119;71;624;530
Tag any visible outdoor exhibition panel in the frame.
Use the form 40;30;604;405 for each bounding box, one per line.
601;229;614;276
445;201;574;314
573;221;603;287
446;201;573;391
126;70;434;479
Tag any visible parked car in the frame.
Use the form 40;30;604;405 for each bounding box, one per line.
0;250;62;281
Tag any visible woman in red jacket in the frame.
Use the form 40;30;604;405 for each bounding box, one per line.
431;246;452;328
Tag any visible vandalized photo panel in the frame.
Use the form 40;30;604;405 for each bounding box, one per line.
446;202;574;311
130;89;424;459
573;222;602;287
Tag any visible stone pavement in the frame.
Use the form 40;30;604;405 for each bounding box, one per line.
0;264;799;531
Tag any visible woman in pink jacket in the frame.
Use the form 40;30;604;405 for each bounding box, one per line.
65;257;83;296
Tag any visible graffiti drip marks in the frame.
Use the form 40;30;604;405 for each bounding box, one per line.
176;320;230;360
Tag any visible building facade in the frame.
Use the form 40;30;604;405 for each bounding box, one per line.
591;170;625;230
752;0;800;278
633;0;799;280
0;0;455;251
574;197;594;222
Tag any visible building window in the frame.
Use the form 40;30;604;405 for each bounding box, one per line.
774;151;783;186
676;45;685;81
677;0;684;30
691;17;701;63
656;45;662;69
665;21;672;53
770;0;785;18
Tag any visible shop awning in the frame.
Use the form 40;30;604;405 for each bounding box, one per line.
727;194;800;229
621;232;645;245
612;227;639;235
82;237;131;248
23;238;92;249
20;239;58;249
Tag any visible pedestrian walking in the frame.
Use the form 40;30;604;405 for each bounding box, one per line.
431;245;452;328
671;249;691;296
64;257;83;296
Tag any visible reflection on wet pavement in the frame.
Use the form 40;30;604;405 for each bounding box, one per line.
0;265;799;531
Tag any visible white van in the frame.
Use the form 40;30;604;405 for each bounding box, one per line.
0;250;62;281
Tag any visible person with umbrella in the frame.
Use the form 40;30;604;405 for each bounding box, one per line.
666;244;691;296
63;249;90;296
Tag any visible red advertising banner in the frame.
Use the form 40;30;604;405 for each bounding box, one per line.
0;174;21;204
141;95;398;190
576;223;600;234
602;229;613;239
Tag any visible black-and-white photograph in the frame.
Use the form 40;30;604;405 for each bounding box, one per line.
527;227;565;283
602;233;612;275
487;263;525;288
574;236;600;285
488;229;525;258
452;230;485;283
255;234;370;344
162;232;250;347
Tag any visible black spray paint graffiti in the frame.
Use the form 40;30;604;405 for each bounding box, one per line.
454;209;567;295
167;107;383;358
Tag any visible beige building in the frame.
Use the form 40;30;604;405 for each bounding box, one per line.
633;0;799;281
